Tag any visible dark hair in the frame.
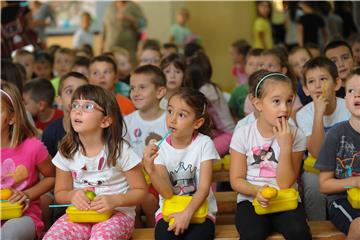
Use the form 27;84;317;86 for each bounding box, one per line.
184;42;204;58
160;53;186;73
163;43;178;51
55;47;76;58
90;54;118;73
232;39;251;56
324;40;353;57
250;70;296;98
246;48;264;59
58;72;89;96
288;1;299;22
305;42;320;51
46;44;61;59
73;56;91;68
34;51;53;65
186;52;213;88
59;85;127;166
23;78;55;106
256;1;272;18
303;56;339;85
1;59;26;93
169;88;213;136
344;67;360;85
142;39;161;52
132;64;166;87
288;46;313;58
349;33;360;45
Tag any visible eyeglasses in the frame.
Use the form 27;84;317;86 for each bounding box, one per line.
71;101;105;114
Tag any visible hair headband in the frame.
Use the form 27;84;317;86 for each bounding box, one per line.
255;72;289;98
1;89;14;107
202;102;207;116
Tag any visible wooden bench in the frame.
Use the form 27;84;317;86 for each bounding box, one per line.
214;191;237;225
131;221;346;240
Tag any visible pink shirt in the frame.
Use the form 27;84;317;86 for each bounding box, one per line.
1;137;49;237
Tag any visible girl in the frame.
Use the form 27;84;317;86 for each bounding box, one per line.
160;53;186;110
43;85;147;240
143;88;219;240
1;81;55;240
230;71;311;240
186;52;235;157
253;1;273;49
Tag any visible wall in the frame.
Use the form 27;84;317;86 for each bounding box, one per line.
46;1;255;92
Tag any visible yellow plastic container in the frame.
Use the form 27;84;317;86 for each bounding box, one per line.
213;159;223;171
347;188;360;209
143;170;152;185
0;202;23;220
66;206;113;222
163;196;208;225
223;155;230;171
253;188;299;215
303;156;320;174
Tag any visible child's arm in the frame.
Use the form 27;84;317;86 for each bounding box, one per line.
320;172;360;194
258;31;267;49
275;118;304;188
143;144;173;198
91;164;148;213
168;160;213;236
9;156;55;204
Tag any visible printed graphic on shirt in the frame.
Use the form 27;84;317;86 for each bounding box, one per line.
251;143;278;178
1;158;29;190
335;136;360;178
170;162;197;195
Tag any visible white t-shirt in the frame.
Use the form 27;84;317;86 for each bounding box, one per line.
154;133;220;218
296;97;351;137
124;110;168;158
235;112;296;131
52;142;140;218
230;120;306;203
199;83;235;133
73;29;94;48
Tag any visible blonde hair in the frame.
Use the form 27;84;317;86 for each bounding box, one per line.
1;80;37;147
111;47;130;59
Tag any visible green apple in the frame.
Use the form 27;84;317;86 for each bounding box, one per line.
85;191;96;201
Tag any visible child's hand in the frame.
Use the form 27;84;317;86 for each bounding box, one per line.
90;195;117;213
273;117;293;150
256;186;270;208
70;189;91;210
313;94;328;117
167;210;192;236
143;144;159;174
8;189;30;211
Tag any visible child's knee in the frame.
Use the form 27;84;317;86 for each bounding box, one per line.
349;217;360;237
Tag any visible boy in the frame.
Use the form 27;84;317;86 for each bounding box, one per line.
23;78;63;130
13;49;35;82
51;48;76;95
349;34;360;66
112;47;132;96
34;51;53;80
125;64;167;227
228;48;263;121
316;67;360;239
324;40;355;98
230;39;251;86
89;54;135;116
139;46;162;67
73;11;93;49
72;56;90;78
169;8;191;48
296;57;351;220
162;43;178;57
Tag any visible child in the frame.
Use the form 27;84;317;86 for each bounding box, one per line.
23;78;63;131
13;49;35;82
43;85;147;240
1;81;55;239
324;40;355;98
162;43;178;57
296;57;351;220
288;46;313;105
89;55;135;116
125;64;168;227
139;46;162;67
229;48;263;121
51;48;76;95
112;47;132;97
73;11;93;49
305;42;321;58
349;34;360;66
253;1;273;49
143;88;219;239
230;71;311;240
186;52;235;156
230;39;251;86
72;56;90;78
160;53;186;110
34;51;53;81
316;67;360;238
169;8;191;49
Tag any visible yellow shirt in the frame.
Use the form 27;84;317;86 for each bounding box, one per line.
253;17;273;49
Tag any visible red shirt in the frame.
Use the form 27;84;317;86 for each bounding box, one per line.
35;108;63;130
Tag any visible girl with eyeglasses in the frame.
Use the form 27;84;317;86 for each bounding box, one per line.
43;85;147;239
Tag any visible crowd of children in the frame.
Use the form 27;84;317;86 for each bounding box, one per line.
1;4;360;240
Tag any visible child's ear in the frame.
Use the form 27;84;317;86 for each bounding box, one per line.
253;97;263;112
38;100;47;111
193;117;205;130
100;116;113;128
156;86;167;100
334;77;342;91
302;84;311;97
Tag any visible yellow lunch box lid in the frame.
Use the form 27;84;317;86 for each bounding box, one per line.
66;206;113;223
0;202;23;220
347;188;360;209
